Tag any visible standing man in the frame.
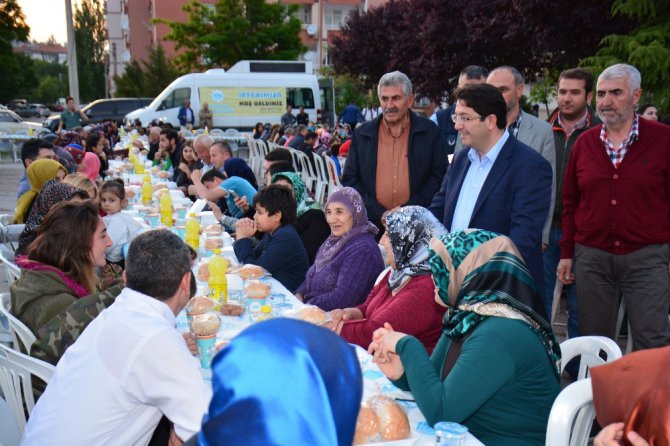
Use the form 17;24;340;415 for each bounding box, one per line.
178;99;195;130
433;65;489;155
343;71;448;229
199;102;213;129
296;106;309;126
543;68;600;335
484;66;556;251
23;230;210;445
281;105;296;128
57;96;88;133
558;64;670;350
429;84;552;318
339;101;361;131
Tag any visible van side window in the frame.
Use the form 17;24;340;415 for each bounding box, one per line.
88;101;115;116
158;88;191;111
287;88;315;109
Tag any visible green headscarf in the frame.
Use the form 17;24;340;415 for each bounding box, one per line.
428;229;561;378
271;171;321;218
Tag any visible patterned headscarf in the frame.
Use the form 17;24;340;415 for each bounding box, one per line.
16;179;86;256
429;229;561;378
313;187;377;272
271;171;321;218
14;159;66;224
385;206;447;291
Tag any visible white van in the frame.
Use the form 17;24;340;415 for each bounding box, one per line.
125;60;324;130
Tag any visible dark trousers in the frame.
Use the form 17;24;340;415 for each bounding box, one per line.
575;243;670;350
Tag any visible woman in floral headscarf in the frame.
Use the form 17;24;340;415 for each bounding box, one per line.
271;171;329;264
369;230;561;446
294;187;384;311
329;206;448;352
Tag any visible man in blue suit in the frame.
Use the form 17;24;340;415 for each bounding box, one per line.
429;84;551;319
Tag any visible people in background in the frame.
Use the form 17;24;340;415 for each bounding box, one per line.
199;102;213;129
17;138;57;199
638;103;659;121
178;99;195;130
14;159;67;224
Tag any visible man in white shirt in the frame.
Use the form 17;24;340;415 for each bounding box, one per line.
23;230;210;446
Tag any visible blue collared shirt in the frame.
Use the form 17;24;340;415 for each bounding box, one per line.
450;131;509;232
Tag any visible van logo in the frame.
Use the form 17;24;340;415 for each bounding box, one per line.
211;90;225;102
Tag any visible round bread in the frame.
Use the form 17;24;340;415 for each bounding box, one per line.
220;304;245;317
190;312;221;336
299;306;327;325
353;405;379;444
204;237;223;250
205;224;223;235
151;166;160;174
369;395;410;441
244;280;271;299
238;264;264;280
197;260;210;282
158;170;169;179
186;296;214;315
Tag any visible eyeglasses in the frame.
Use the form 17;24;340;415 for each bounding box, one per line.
451;114;483;124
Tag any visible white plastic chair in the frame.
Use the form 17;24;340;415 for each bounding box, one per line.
311;154;329;204
323;155;343;201
0;343;55;436
0;293;37;353
0;249;20;284
246;138;262;178
559;336;621;381
546;378;595;446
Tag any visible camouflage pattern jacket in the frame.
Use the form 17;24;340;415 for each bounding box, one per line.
10;257;123;365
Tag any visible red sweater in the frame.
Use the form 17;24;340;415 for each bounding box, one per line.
560;118;670;258
340;273;446;353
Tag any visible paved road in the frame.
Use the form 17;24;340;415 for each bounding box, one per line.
0;162;22;214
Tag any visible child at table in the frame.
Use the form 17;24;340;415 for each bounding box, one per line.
233;184;309;292
100;179;146;268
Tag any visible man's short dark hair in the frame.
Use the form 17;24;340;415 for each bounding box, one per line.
558;68;594;94
253;184;296;226
201;168;225;184
305;131;317;142
296;124;308;134
86;133;101;150
125;230;192;300
265;148;292;164
460;65;489;80
454;84;507;130
21;138;53;167
66;96;74;103
160;128;179;144
268;162;295;177
212;141;233;158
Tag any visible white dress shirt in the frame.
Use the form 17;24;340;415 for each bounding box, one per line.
23;288;210;445
451;131;509;232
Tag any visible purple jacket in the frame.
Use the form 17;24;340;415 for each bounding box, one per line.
296;232;384;311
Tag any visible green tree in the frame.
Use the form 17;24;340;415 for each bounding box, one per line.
74;0;106;101
34;76;68;104
529;69;559;116
113;45;180;97
155;0;305;72
581;0;670;110
0;0;30;104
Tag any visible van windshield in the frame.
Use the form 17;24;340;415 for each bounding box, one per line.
287;88;315;109
157;88;191;111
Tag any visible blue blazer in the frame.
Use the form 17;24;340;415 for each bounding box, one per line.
429;136;551;316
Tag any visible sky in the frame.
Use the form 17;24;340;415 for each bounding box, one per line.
18;0;73;44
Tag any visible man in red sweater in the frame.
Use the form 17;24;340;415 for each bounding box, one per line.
558;64;670;350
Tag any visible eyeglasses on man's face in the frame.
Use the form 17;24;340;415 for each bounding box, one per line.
451;114;484;124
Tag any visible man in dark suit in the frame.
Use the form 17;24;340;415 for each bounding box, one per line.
429;84;552;318
343;71;448;229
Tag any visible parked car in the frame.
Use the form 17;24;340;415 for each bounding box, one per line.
0;109;46;134
43;97;154;132
15;103;51;118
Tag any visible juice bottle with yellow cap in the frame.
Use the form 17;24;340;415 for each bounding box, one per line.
208;249;228;305
185;213;200;250
160;191;173;227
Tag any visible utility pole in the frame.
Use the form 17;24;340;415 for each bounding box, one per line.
65;0;80;104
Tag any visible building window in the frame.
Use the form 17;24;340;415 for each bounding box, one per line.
325;9;344;29
296;5;311;24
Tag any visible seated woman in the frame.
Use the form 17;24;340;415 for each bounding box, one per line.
369;230;561;446
14;158;67;223
79;152;101;182
295;187;384;311
62;173;99;206
10;201;124;364
234;185;309;292
185;318;362;446
330;206;447;353
175;142;198;196
16;179;89;256
271;172;330;265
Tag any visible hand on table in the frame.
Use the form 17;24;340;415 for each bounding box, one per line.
557;259;575;285
235;218;257;239
594;423;649;446
182;332;197;356
368;323;408;380
329;308;363;334
234;196;250;213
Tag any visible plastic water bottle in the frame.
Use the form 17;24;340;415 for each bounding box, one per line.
185;213;200;251
208;249;228;304
434;422;468;445
160;191;173;227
